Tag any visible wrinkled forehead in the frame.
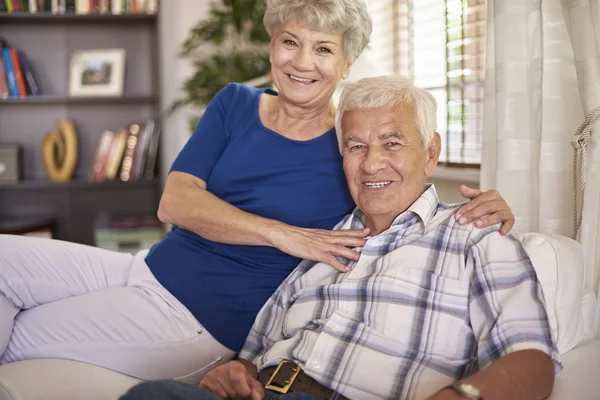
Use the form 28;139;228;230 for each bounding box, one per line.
341;103;417;139
274;18;344;43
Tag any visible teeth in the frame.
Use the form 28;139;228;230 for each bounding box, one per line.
364;181;391;188
289;75;315;83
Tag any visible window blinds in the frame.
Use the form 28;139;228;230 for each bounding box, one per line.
366;0;486;165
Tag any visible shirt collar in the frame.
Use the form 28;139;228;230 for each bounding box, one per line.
343;184;440;234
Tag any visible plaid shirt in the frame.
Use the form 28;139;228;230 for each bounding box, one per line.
240;185;561;400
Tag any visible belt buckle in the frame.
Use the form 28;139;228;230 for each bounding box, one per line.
264;360;301;394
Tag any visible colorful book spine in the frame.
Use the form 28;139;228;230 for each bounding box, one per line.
9;48;27;97
18;51;39;95
0;52;9;98
2;48;18;97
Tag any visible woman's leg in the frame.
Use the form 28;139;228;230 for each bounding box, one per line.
1;248;235;382
0;234;134;356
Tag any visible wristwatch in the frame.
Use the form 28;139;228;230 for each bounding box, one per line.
445;381;483;400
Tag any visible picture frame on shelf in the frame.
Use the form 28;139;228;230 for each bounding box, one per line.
68;48;126;97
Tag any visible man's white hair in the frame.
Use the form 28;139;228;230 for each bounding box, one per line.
335;75;438;152
263;0;372;63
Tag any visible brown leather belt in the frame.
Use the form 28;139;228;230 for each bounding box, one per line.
257;360;350;400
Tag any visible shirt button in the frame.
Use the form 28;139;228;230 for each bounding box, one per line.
312;361;320;369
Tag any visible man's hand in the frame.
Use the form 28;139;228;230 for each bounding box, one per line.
455;185;515;235
199;360;264;400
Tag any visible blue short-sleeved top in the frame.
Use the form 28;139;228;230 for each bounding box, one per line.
145;83;355;351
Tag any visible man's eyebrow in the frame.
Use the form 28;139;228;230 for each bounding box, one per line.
344;136;362;144
379;131;406;141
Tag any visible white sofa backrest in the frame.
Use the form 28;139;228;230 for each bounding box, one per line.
517;232;593;354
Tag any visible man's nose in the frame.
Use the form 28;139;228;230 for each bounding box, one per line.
292;47;314;71
361;148;387;174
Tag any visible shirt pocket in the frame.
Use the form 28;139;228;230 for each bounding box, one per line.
380;268;471;360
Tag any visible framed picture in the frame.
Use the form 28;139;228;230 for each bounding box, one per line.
69;48;126;97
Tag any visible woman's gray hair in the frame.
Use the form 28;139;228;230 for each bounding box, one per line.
335;75;438;152
263;0;372;63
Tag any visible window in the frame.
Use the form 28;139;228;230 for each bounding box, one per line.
367;0;486;165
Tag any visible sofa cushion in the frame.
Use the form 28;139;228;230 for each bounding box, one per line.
517;233;585;354
0;359;140;400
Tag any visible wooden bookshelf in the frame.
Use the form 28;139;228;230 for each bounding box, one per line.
0;177;160;190
0;94;158;105
0;12;157;23
0;5;163;246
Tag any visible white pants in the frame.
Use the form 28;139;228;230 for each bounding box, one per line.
0;234;235;383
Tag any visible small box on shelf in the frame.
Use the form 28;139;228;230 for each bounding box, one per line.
94;215;164;254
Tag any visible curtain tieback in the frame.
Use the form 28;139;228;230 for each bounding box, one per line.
572;106;600;239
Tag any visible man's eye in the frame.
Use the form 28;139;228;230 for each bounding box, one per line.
385;142;401;148
350;145;365;151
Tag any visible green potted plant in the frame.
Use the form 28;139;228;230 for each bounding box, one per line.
174;0;272;131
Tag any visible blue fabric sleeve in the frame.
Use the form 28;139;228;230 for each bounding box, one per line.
169;84;237;181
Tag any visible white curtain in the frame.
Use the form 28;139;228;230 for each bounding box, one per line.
481;0;600;336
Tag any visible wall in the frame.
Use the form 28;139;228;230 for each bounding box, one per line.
430;166;481;204
158;0;211;179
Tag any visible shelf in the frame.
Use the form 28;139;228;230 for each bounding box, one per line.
0;95;157;105
0;12;157;24
0;178;161;190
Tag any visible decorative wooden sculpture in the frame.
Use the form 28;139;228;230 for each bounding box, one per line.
42;119;79;182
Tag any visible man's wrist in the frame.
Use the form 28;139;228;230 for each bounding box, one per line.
235;358;259;378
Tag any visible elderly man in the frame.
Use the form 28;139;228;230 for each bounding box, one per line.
121;76;560;400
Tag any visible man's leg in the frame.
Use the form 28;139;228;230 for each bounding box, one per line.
121;381;324;400
120;381;220;400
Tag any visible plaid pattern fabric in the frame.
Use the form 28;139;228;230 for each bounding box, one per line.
241;185;561;400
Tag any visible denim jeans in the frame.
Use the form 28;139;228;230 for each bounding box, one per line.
120;380;324;400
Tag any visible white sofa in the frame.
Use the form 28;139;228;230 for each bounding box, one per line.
0;232;598;400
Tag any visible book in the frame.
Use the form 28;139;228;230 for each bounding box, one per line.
143;122;160;179
89;130;114;181
119;123;141;181
111;0;121;14
74;0;88;13
104;128;128;180
9;48;27;98
0;52;9;98
131;119;154;180
18;51;40;96
2;48;19;98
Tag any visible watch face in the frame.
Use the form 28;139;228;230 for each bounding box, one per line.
460;383;481;396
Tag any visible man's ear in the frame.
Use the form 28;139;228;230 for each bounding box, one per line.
424;132;441;177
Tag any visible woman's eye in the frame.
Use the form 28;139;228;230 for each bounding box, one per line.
317;47;332;53
283;39;296;46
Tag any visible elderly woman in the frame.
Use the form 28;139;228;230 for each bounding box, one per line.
0;0;512;383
